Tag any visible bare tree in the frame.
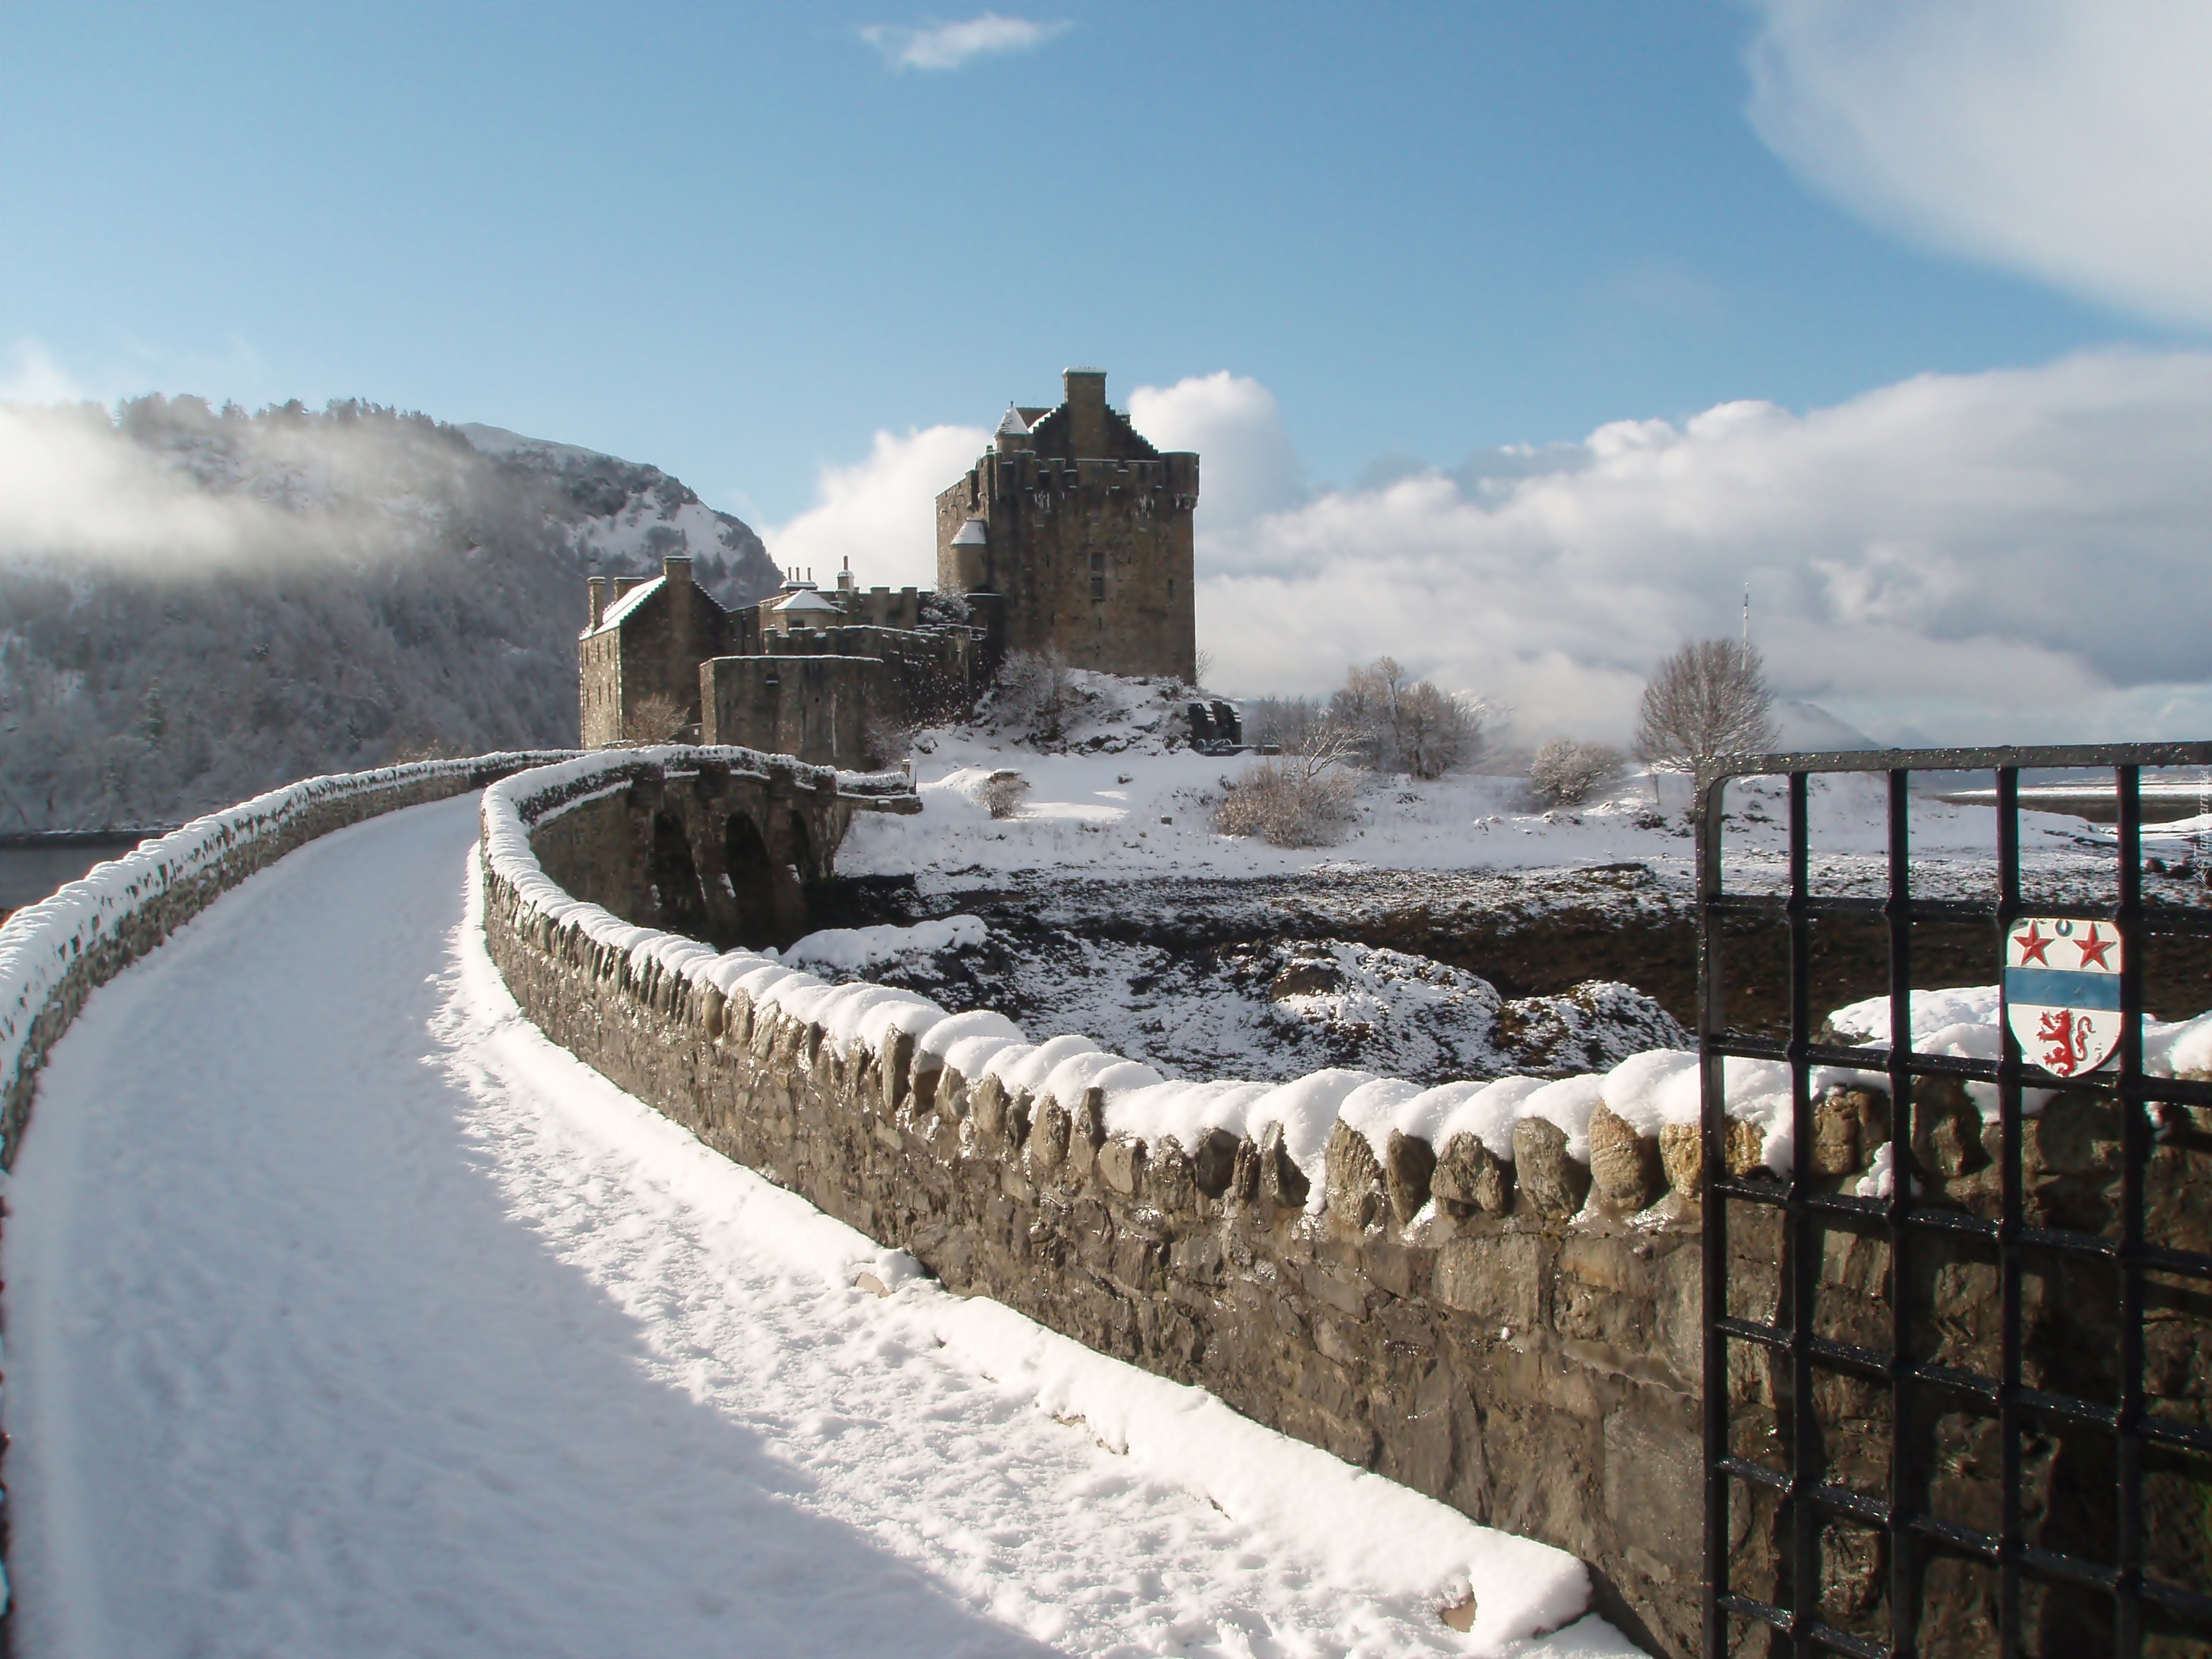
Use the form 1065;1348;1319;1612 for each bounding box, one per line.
1244;693;1324;755
1398;681;1483;779
1633;640;1779;787
1328;656;1408;770
624;692;689;745
1323;656;1485;777
1528;737;1622;806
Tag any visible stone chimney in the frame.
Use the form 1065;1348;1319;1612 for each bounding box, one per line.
1064;367;1107;458
588;575;607;630
662;553;693;588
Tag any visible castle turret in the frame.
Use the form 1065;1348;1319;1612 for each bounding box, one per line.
950;516;989;592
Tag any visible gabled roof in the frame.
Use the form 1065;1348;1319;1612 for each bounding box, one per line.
584;574;665;638
774;587;843;616
1022;400;1163;462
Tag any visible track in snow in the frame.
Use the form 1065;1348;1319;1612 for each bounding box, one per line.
2;795;1637;1658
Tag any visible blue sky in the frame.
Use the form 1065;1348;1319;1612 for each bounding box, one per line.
5;2;2211;742
0;2;2185;518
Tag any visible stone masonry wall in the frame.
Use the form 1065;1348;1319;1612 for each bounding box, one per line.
482;755;1725;1655
480;753;2211;1659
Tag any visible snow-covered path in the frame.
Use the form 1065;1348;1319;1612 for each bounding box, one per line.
4;796;1635;1659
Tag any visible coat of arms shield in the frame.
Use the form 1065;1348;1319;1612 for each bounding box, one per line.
2004;917;2123;1077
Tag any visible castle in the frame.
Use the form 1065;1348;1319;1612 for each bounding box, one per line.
936;368;1198;681
579;368;1198;765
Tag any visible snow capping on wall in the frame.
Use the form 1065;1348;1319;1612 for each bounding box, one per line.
477;750;2212;1209
0;752;566;1166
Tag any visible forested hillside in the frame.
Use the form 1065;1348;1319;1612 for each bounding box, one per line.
0;396;780;830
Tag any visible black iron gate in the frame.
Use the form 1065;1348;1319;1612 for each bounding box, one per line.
1696;744;2212;1658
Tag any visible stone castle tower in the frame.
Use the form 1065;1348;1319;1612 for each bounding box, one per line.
935;368;1199;680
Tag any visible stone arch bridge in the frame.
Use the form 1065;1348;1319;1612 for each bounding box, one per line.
525;748;920;950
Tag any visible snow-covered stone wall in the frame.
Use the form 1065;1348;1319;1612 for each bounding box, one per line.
478;750;1723;1651
0;753;565;1163
478;751;2212;1659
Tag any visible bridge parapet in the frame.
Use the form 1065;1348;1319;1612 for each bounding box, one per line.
487;744;919;951
0;752;568;1169
478;748;1718;1649
481;745;2212;1657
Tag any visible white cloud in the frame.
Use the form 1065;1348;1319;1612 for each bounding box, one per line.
1195;351;2212;745
1745;0;2212;327
1127;372;1305;531
859;13;1071;72
0;397;469;571
762;423;988;593
0;339;87;406
0;403;276;565
758;355;2212;746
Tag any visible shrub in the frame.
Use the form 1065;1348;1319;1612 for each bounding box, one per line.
980;769;1030;819
860;711;913;771
1213;720;1361;846
917;588;971;626
992;647;1075;742
1528;738;1622;806
1213;760;1357;846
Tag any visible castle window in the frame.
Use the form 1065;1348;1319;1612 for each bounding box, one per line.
1090;576;1105;602
1088;549;1104;572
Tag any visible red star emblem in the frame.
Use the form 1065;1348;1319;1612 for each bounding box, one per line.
2075;925;2114;970
2014;923;2051;966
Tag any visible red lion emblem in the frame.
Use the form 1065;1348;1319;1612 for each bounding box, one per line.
2037;1008;2093;1076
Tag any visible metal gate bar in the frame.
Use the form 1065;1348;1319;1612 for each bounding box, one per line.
1696;742;2212;1659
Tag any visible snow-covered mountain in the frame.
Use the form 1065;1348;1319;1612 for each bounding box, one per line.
0;397;781;830
457;423;773;613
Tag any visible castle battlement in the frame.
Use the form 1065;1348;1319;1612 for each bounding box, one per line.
935;367;1198;681
950;451;1202;512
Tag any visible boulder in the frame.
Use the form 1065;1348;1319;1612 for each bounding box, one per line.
1191;1128;1240;1197
1257;1120;1310;1214
1659;1123;1702;1196
1098;1135;1144;1196
1513;1116;1591;1220
1325;1120;1384;1232
1384;1130;1437;1226
1432;1132;1513;1213
1587;1102;1663;1213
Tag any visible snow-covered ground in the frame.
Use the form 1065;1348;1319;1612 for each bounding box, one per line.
2;794;1637;1659
815;678;2202;1087
840;675;2149;904
790;920;1686;1087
